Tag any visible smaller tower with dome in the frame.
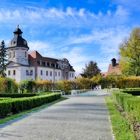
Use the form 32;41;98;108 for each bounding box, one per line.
7;25;29;65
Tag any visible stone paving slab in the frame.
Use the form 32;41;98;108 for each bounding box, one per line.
0;91;113;140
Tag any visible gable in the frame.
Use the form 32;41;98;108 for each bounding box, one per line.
7;61;29;68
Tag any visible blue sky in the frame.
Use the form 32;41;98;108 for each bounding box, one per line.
0;0;140;74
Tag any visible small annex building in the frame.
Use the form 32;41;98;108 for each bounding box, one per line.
102;58;122;77
5;26;75;82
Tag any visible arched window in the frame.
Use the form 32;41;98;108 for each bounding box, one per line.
13;70;16;75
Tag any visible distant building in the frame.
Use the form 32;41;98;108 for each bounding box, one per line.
5;26;75;82
102;58;121;77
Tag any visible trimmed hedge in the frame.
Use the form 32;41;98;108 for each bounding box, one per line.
122;88;140;96
0;93;61;118
0;101;12;117
113;91;140;122
0;94;37;98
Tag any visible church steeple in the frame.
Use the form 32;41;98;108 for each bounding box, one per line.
8;26;29;49
7;26;29;65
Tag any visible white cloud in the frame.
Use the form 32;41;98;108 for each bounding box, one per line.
61;27;129;51
0;5;129;28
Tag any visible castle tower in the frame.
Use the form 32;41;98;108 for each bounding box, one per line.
7;26;29;65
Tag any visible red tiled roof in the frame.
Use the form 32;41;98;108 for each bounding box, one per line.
107;63;121;75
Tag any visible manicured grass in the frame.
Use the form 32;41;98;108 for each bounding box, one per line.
0;97;67;125
105;96;136;140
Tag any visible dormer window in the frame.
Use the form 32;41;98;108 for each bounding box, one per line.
47;62;50;67
42;62;45;66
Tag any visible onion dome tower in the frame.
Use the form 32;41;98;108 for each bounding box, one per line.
7;26;29;65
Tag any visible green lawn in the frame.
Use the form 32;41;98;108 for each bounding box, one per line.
105;96;136;140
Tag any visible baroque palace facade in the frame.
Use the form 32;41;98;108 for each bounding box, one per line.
5;26;75;82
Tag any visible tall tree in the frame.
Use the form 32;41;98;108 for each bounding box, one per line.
119;28;140;76
81;61;101;78
0;40;7;77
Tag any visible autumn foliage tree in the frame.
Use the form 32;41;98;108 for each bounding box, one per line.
119;28;140;76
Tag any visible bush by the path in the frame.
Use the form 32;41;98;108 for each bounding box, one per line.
122;88;140;96
0;100;12;117
35;80;53;92
113;91;140;122
101;75;140;89
0;77;18;94
0;93;61;118
0;94;37;98
19;80;53;93
105;96;135;140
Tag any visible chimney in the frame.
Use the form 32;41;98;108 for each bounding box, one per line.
111;58;116;67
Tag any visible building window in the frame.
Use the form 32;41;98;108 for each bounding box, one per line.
26;70;29;75
40;70;43;75
13;51;15;58
46;71;48;76
8;70;11;75
51;63;55;68
42;62;45;66
37;61;40;65
30;70;33;76
47;62;50;67
56;64;58;68
50;71;52;76
25;52;27;57
13;70;16;75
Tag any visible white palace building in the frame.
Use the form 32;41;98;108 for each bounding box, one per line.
5;26;75;82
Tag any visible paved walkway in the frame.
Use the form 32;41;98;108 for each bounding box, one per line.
0;91;113;140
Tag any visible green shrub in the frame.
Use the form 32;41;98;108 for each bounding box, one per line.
0;94;37;98
0;77;18;94
0;93;61;117
101;76;140;89
125;98;140;122
113;91;140;122
35;80;53;92
11;93;61;113
75;78;92;89
19;80;36;93
56;80;76;94
0;100;12;117
122;88;140;96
